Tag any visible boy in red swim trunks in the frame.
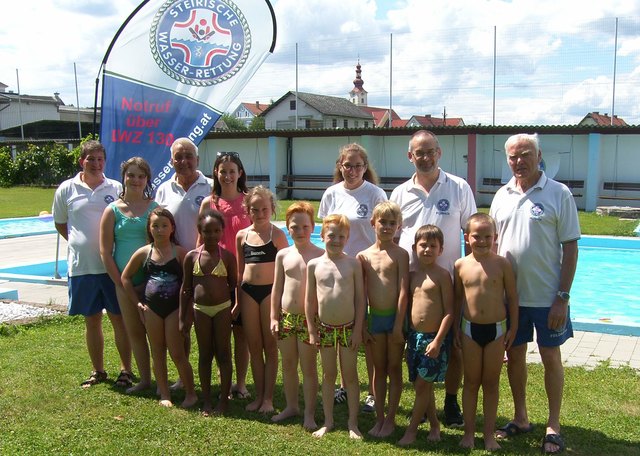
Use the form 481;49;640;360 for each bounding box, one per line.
306;214;365;440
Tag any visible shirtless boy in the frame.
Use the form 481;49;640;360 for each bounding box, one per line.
357;202;409;437
399;225;454;446
454;213;518;451
306;214;365;439
270;202;324;430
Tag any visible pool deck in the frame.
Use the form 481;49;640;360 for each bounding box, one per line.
1;233;639;371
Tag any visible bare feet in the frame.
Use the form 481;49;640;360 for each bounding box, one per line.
126;381;151;394
231;383;250;399
303;415;318;431
272;407;299;422
181;394;198;408
213;400;229;415
484;436;501;451
312;425;333;438
398;429;417;446
427;423;441;442
202;402;213;417
245;398;262;412
368;421;383;437
460;434;475;449
348;423;363;440
159;399;173;407
258;400;274;414
378;418;396;438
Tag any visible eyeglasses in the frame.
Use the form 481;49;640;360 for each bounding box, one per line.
341;163;366;171
411;149;438;160
217;151;240;158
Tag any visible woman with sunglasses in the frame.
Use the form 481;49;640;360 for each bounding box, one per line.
318;143;388;413
198;151;252;400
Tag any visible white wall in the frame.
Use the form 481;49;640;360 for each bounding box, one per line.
199;131;640;210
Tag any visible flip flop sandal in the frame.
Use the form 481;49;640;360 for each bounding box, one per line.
115;370;134;388
496;421;534;438
542;433;565;454
81;370;108;387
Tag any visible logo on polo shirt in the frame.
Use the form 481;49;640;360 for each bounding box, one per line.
530;203;545;219
436;198;450;215
104;195;115;204
195;195;205;207
356;203;369;218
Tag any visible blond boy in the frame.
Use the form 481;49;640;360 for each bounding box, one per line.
399;225;453;446
306;214;365;439
357;202;409;437
270;202;324;430
454;213;518;451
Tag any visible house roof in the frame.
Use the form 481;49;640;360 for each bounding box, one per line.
408;115;465;127
0;91;64;106
578;112;628;127
240;102;268;116
359;106;402;127
261;91;373;119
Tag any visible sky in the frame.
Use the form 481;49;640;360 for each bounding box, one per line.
1;0;639;125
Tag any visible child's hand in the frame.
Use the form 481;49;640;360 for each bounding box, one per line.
270;319;279;337
453;329;462;349
231;303;240;320
425;341;441;359
392;326;405;345
350;331;362;351
362;328;373;345
137;302;147;324
308;332;319;347
504;326;517;351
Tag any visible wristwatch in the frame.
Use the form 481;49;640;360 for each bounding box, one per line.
556;291;571;301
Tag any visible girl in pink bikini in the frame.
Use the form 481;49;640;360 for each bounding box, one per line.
198;151;251;399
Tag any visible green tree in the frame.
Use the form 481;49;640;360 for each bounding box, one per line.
220;113;247;130
248;116;265;130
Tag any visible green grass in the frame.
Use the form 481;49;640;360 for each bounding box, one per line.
0;189;636;236
0;316;638;454
0;187;57;218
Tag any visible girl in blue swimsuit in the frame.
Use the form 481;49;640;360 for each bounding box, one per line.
122;207;197;408
236;186;289;413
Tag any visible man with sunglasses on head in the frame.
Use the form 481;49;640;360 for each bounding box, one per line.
156;137;213;250
390;130;476;428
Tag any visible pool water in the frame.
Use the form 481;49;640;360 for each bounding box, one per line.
0;215;56;239
0;226;638;335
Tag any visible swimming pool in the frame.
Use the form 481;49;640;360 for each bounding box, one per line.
0;215;56;239
0;228;638;336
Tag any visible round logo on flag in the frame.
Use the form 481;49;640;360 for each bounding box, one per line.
150;0;251;86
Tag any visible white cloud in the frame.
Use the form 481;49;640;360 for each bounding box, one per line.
0;0;639;125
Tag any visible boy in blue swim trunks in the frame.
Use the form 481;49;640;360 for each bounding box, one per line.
306;214;365;439
398;225;453;446
270;202;324;430
453;213;519;451
357;202;409;438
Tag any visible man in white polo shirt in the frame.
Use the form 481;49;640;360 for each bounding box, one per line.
53;140;132;387
390;130;476;427
155;137;212;251
491;133;579;454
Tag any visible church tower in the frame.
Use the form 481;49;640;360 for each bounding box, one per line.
349;60;368;106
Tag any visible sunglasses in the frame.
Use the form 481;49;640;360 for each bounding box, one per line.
217;151;240;158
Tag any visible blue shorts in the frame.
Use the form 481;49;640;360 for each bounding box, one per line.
68;274;120;317
513;306;573;348
406;330;449;383
367;307;396;334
